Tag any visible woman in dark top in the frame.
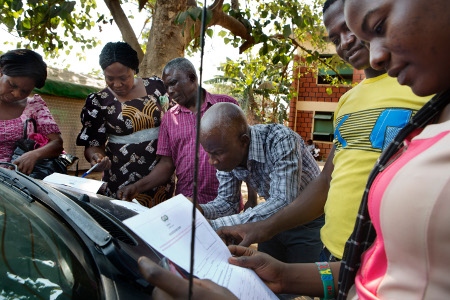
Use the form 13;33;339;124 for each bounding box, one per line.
77;42;174;207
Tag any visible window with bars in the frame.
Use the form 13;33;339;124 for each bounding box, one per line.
317;54;354;85
313;111;334;142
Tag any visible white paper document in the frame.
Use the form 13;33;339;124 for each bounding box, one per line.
43;173;105;194
123;194;278;300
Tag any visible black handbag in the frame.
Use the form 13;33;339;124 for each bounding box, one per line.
11;118;78;180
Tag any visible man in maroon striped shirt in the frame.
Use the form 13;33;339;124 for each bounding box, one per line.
118;58;241;205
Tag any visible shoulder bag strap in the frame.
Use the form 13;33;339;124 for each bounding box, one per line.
23;118;37;139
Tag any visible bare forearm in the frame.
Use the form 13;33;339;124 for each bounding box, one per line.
228;245;340;298
264;174;329;237
133;156;175;193
282;262;340;297
263;147;335;238
33;133;63;159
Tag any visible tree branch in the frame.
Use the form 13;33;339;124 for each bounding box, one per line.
184;1;254;53
103;0;144;62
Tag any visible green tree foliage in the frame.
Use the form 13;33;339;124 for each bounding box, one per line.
177;0;340;123
197;0;351;123
206;55;291;124
0;0;102;57
0;0;349;121
179;0;329;67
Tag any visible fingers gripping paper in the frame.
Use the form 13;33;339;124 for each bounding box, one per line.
122;194;278;299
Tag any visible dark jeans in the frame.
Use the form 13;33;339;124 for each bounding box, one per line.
258;215;325;263
319;245;342;262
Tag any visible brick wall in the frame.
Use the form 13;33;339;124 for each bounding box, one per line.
288;55;365;161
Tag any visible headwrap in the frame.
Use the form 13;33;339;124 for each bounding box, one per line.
0;49;47;88
99;42;139;73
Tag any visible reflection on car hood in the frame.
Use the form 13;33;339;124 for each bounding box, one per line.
0;165;161;299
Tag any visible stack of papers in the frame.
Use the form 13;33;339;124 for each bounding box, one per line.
43;173;105;194
122;194;278;299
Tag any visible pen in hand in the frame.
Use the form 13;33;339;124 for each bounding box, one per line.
81;163;99;178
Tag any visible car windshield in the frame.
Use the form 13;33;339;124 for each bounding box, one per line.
0;182;101;299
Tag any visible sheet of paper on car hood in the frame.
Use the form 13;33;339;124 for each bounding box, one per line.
123;194;278;300
43;173;105;194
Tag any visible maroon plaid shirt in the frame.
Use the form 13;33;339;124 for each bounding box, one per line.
157;90;239;204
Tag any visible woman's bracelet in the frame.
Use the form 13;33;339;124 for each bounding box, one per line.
315;262;335;299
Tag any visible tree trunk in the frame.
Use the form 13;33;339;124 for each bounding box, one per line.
104;0;254;78
246;87;261;123
140;0;187;77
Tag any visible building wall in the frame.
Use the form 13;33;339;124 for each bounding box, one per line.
288;55;365;161
34;68;104;171
40;94;90;171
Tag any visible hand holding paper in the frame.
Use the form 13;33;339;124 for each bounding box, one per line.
122;195;278;299
138;256;239;300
